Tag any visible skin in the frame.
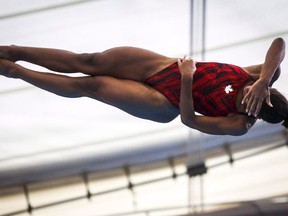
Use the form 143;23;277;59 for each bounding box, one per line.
0;38;285;135
0;46;179;123
178;38;285;135
178;57;257;135
242;38;285;116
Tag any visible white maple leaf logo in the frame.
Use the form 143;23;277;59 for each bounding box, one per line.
224;85;233;94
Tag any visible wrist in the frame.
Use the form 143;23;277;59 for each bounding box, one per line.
257;78;270;88
181;72;193;80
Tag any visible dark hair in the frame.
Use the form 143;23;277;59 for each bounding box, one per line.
258;88;288;128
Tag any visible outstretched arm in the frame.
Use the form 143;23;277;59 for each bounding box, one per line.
243;64;281;87
242;37;286;117
178;57;256;135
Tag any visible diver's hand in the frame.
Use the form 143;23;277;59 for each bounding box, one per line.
177;56;196;77
241;79;273;117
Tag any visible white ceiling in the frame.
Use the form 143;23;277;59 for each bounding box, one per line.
1;1;288;216
0;0;190;160
0;0;288;186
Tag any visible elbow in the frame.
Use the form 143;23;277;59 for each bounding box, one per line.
234;122;252;136
275;37;284;42
275;37;285;45
181;117;191;127
275;37;286;56
227;127;248;136
228;122;251;136
181;116;195;129
274;37;286;48
234;127;249;136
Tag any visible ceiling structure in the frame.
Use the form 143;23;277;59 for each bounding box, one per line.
0;0;288;216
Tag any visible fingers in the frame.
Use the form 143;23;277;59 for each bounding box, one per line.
245;95;261;116
266;95;273;107
242;89;259;116
178;55;194;68
241;92;249;105
177;55;185;66
178;55;195;66
179;56;191;63
242;85;272;117
247;96;257;116
178;55;197;77
244;95;272;117
254;98;263;117
180;55;192;61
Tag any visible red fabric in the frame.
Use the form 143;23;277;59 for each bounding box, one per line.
144;61;254;116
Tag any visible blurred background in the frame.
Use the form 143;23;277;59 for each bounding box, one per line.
0;0;288;215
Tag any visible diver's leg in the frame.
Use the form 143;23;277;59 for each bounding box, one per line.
0;45;94;73
0;59;179;122
0;59;87;98
0;45;176;81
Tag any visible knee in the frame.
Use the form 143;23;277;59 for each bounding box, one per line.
0;45;17;62
76;76;106;98
77;52;107;74
78;53;95;64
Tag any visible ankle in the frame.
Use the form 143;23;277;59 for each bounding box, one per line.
8;45;20;62
0;45;19;62
0;59;19;78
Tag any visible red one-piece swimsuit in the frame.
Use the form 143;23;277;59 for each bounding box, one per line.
144;61;254;116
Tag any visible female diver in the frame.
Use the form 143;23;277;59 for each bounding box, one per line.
0;37;287;135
